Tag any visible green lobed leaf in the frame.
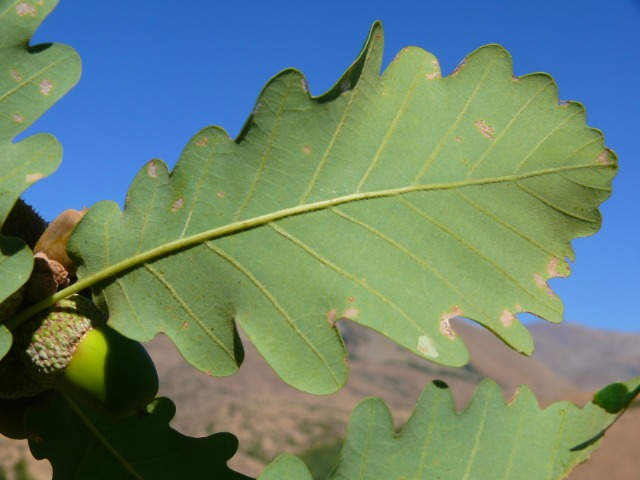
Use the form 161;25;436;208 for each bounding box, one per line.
0;0;81;320
0;0;81;219
263;377;640;480
60;22;616;394
259;454;313;480
27;395;252;480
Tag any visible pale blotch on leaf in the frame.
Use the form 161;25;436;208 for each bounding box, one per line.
10;68;22;82
474;120;495;140
534;273;556;298
147;160;158;179
38;79;53;96
547;257;560;277
12;113;24;123
425;60;441;80
195;135;209;147
500;308;516;327
327;306;360;327
217;191;225;199
303;145;312;155
171;197;184;212
342;308;359;320
15;2;36;16
596;150;612;165
26;173;43;183
326;309;338;327
547;257;570;278
417;335;438;358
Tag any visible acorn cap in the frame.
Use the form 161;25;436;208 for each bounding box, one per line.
20;294;105;386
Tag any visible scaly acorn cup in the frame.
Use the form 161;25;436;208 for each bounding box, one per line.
20;294;159;417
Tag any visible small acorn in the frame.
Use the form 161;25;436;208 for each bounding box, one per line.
17;294;159;416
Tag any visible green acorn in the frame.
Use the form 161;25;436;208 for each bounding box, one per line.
18;294;159;416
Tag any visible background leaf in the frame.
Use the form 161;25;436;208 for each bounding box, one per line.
262;377;640;480
0;0;80;220
258;454;313;480
65;22;616;394
0;0;80;357
27;395;252;480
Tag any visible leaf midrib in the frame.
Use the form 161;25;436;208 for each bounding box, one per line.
5;161;606;330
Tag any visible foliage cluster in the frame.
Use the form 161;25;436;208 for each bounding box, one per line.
0;1;636;479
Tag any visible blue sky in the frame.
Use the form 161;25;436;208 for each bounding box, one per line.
21;1;640;331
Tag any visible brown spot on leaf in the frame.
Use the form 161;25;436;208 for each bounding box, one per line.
10;68;21;82
454;136;462;143
547;257;560;277
474;120;495;140
439;306;462;339
195;135;209;147
547;257;569;278
596;150;612;165
326;309;338;327
38;79;53;96
347;296;355;303
12;113;24;123
303;145;312;155
171;197;184;212
500;309;516;327
26;173;43;183
181;321;189;330
216;191;225;199
15;2;36;16
534;273;556;297
440;317;456;339
147;160;158;178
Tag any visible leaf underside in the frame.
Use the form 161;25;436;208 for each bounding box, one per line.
65;21;616;394
260;377;640;480
0;0;81;352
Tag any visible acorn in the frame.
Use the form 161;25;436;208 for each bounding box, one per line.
18;294;159;416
